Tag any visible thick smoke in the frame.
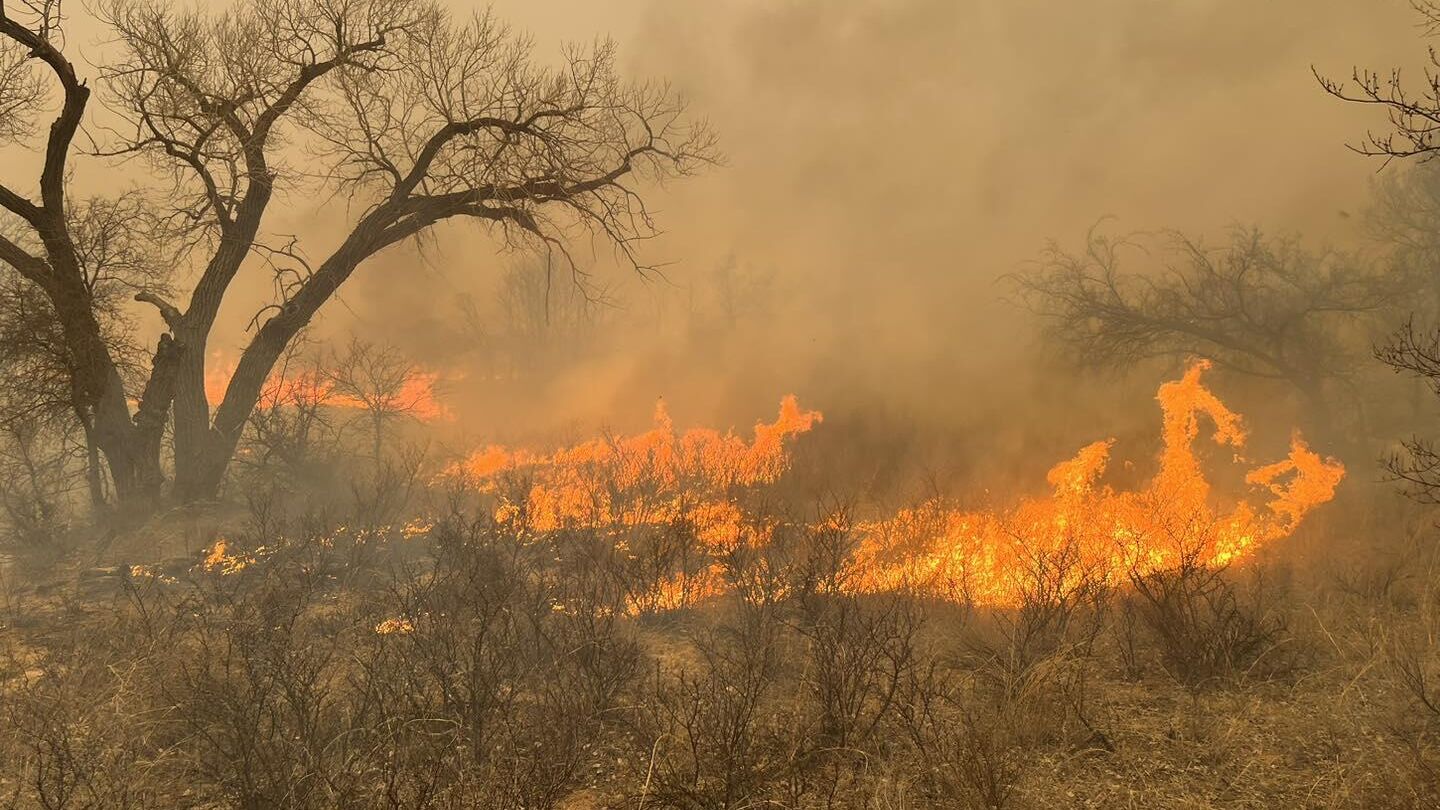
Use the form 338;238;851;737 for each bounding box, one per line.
19;0;1418;491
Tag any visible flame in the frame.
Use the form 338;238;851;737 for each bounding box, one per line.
442;362;1343;611
448;395;823;537
204;352;449;421
846;360;1344;605
199;537;255;575
374;617;416;635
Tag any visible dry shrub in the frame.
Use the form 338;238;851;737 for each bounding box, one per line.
0;598;183;808
631;602;801;809
0;482;1378;808
1369;544;1440;806
1125;554;1291;691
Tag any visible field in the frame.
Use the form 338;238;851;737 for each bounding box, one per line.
5;0;1440;806
1;367;1435;810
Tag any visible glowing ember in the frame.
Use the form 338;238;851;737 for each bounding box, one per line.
374;618;416;635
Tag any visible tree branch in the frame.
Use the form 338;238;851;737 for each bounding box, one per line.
0;230;49;285
0;3;90;216
134;290;181;329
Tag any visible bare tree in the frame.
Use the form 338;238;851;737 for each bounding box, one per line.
1367;162;1440;268
708;253;775;329
236;337;336;479
0;0;715;511
324;338;431;466
0;407;81;549
494;257;606;379
1375;320;1440;500
1012;226;1406;442
0;190;175;510
0;13;41;142
1322;3;1440;490
1317;2;1440;164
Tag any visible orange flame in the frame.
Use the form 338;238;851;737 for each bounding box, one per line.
847;361;1344;605
204;353;449;421
445;363;1344;611
448;395;823;537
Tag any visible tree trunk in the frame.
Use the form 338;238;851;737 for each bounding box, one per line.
91;394;163;510
81;419;106;512
175;438;232;504
171;326;215;502
173;224;394;503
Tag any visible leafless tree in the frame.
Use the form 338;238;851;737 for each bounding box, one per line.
1376;321;1440;501
0;191;175;511
1012;226;1407;441
0;410;80;549
0;0;716;511
1322;6;1440;488
705;252;775;329
324;338;430;466
1367;162;1440;281
494;257;606;378
1317;2;1440;164
236;338;336;479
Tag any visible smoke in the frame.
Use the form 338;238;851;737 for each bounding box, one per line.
10;0;1420;487
314;0;1412;446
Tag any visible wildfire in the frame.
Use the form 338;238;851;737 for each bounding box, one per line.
199;537;256;575
204;352;449;421
448;395;823;538
846;361;1344;605
447;362;1343;611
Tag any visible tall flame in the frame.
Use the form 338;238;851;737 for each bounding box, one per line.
446;362;1344;610
847;360;1344;605
448;395;823;537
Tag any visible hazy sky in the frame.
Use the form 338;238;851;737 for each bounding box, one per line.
332;0;1416;429
2;0;1425;441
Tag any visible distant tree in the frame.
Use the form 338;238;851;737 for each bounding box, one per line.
703;252;776;329
0;404;81;548
1363;162;1440;323
1373;321;1440;500
1013;227;1407;442
495;257;606;377
1321;2;1440;493
237;338;336;479
324;338;431;466
0;0;715;511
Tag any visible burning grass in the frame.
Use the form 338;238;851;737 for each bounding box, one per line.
441;361;1344;612
5;363;1407;810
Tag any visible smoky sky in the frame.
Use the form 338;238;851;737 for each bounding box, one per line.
4;0;1424;443
334;0;1417;431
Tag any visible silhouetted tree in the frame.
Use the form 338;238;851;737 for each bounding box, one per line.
324;338;431;466
495;258;606;377
1322;2;1440;494
0;0;715;510
0;191;175;510
1318;2;1440;164
235;338;336;481
1014;227;1406;442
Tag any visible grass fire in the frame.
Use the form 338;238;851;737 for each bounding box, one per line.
5;0;1440;808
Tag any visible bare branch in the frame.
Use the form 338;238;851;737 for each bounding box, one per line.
134;290;180;329
0;229;48;285
1012;224;1407;437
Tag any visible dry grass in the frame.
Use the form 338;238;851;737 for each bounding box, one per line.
0;483;1436;809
